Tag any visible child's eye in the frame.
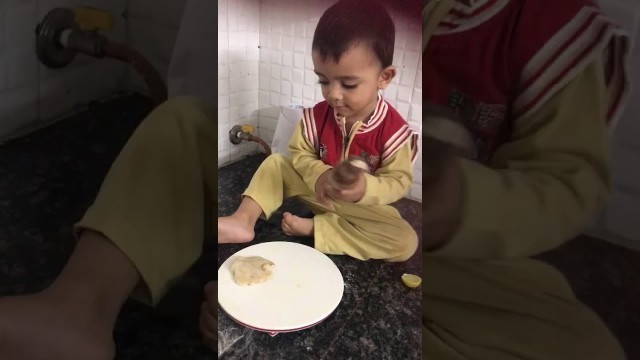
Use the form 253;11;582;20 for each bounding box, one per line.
342;83;358;89
317;80;329;86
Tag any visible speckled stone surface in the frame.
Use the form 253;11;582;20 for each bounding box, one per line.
536;237;640;359
217;153;423;360
1;94;639;360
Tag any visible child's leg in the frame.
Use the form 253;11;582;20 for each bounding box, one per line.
218;154;416;261
0;96;216;360
296;198;419;262
218;153;316;243
423;257;625;360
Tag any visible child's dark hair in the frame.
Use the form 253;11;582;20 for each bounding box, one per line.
312;0;395;68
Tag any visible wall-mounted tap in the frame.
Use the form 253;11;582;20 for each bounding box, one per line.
35;7;168;107
229;125;272;155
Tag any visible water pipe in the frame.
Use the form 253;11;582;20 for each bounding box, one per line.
229;125;272;156
35;7;168;107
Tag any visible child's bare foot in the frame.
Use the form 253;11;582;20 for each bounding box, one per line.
281;212;314;237
218;215;255;243
0;294;114;360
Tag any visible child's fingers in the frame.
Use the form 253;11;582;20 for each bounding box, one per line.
317;188;334;209
321;196;333;209
204;281;217;300
281;217;291;232
201;302;217;328
199;311;217;351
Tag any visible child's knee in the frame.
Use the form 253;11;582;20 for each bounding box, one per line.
159;96;212;113
259;153;297;174
145;96;215;130
263;153;289;166
389;222;418;262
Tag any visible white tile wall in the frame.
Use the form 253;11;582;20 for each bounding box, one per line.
605;191;640;242
0;0;129;142
218;0;261;166
126;0;185;93
255;0;423;201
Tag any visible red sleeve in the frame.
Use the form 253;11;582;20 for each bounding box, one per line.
508;0;630;129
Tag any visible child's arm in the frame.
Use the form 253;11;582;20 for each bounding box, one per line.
288;120;333;194
427;58;612;258
354;143;414;205
288;120;414;206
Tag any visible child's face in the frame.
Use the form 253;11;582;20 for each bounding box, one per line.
312;44;395;123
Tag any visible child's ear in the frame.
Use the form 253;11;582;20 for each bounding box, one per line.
377;66;396;89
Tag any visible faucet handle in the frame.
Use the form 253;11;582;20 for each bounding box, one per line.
74;6;114;32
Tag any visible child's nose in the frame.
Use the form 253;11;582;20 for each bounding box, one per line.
328;84;343;101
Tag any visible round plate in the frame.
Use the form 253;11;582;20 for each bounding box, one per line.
218;242;344;335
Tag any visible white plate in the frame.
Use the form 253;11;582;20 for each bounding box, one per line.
218;241;344;336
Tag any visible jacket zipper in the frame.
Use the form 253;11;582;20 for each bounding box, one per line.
341;118;360;161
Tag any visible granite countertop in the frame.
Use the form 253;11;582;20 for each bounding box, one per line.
217;154;423;360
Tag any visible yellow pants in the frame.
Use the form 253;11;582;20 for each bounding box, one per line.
74;96;216;305
242;153;418;262
424;257;626;360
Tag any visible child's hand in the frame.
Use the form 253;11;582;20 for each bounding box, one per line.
328;173;365;203
315;170;335;209
423;136;463;250
327;160;367;203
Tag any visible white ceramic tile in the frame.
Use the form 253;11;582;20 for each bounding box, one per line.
398;85;413;103
293;37;307;54
6;46;36;88
281;80;291;96
606;191;640;241
396;102;410;121
302;84;314;100
282;52;293;67
259;74;269;90
38;72;75;120
218;94;230;109
400;69;417;87
5;1;37;48
269;92;278;105
292;68;303;84
383;83;399;100
127;0;186;27
0;55;5;91
260;128;275;144
269;48;281;64
410;104;422;123
412;169;422;185
218;149;230;165
0;86;38;138
402;51;420;71
292;82;303;99
293;22;305;39
259;90;269;105
129;20;180;69
270;78;280;92
409;184;422;201
293;53;304;69
270;64;281;79
282;36;293;52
